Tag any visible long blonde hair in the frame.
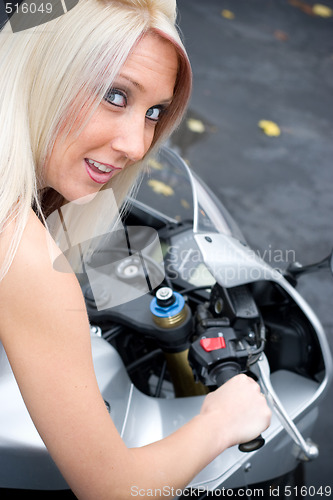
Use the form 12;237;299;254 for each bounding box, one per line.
0;0;192;278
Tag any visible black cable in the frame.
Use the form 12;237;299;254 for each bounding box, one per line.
102;325;123;342
139;250;153;292
178;284;213;295
127;349;162;374
154;360;167;398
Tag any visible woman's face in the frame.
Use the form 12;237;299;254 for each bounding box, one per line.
43;33;179;202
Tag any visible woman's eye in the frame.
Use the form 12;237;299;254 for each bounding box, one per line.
104;89;127;107
146;106;164;122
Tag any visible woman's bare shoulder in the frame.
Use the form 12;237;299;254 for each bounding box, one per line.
0;208;88;342
0;208;74;287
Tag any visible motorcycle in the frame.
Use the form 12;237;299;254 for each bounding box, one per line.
0;146;332;498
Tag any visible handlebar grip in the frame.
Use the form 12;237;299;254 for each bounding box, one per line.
215;361;240;386
238;435;265;452
214;363;265;453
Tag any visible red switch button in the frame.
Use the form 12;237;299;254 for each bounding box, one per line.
200;336;226;352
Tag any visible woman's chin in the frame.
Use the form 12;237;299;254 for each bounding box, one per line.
59;185;102;204
70;191;100;205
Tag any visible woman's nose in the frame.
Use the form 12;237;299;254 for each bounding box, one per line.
111;114;149;163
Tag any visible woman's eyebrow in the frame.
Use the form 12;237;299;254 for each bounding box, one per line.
117;73;174;105
118;73;144;91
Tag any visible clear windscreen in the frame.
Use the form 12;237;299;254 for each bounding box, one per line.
134;146;244;242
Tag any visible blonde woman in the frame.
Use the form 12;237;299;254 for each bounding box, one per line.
0;1;271;498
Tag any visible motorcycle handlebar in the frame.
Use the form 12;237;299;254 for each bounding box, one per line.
214;363;265;453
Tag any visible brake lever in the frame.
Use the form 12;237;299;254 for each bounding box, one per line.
256;354;319;461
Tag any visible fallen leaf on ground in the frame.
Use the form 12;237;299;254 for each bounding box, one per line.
187;118;206;133
288;0;314;15
148;158;163;170
274;30;289;41
221;9;235;19
147;179;174;196
312;4;333;16
258;120;281;137
181;199;190;210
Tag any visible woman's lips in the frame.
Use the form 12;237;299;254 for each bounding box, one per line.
84;158;121;184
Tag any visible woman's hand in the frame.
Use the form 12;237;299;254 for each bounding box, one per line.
200;374;271;452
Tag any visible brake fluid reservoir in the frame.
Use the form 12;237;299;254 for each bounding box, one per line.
150;287;187;328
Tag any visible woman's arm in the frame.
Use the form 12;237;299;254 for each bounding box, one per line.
0;210;270;499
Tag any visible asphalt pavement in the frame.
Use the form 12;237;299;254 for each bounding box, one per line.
173;0;333;492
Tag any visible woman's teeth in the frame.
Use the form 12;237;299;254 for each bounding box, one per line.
87;159;112;173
